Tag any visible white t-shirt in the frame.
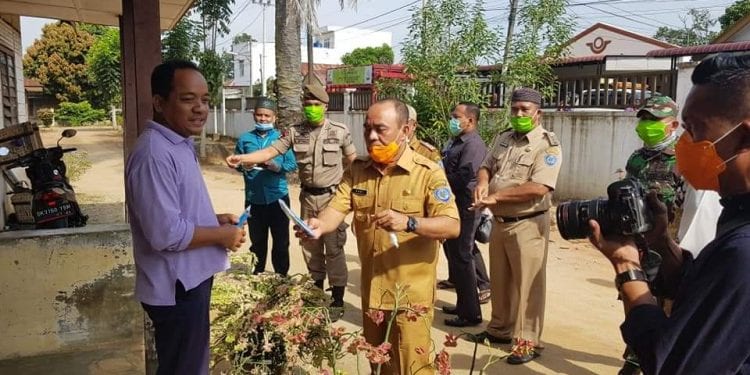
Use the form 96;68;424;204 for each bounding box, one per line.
677;186;722;257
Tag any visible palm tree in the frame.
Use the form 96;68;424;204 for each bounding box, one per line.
274;0;357;127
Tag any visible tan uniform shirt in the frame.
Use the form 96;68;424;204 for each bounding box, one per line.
409;136;441;163
328;147;460;309
271;119;357;188
481;125;562;217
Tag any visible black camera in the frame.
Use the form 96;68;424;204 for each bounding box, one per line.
556;178;653;240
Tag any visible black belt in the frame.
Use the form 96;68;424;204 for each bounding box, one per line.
302;185;336;196
495;210;547;223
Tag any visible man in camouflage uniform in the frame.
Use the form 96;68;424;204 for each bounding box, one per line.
226;83;357;321
406;104;442;163
619;95;684;375
625;96;684;228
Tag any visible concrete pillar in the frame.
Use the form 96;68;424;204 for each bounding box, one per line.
120;0;162;161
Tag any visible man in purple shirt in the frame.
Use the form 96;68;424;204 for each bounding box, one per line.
126;60;245;375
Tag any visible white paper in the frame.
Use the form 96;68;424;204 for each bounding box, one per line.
278;199;316;237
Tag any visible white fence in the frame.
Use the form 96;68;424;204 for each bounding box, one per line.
206;109;644;200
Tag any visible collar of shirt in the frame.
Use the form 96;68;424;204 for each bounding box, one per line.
147;120;193;146
513;123;545;144
457;129;480;144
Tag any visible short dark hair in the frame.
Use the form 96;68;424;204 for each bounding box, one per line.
376;98;409;127
691;53;750;122
151;60;202;99
456;102;481;122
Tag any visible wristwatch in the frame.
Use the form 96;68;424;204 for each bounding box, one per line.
615;268;648;291
406;216;418;233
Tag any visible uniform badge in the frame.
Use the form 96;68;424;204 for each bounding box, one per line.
544;154;558;166
352;188;367;196
434;187;452;202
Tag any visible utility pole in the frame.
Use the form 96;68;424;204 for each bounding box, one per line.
501;0;519;76
252;0;274;96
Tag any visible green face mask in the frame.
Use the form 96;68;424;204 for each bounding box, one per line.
510;116;535;133
303;105;325;125
636;119;668;146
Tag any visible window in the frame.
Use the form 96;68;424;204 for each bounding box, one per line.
322;38;331;48
238;59;245;77
0;46;18;127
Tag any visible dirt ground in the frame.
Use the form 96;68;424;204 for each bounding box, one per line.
44;128;628;374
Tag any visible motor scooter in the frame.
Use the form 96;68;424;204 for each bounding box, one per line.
0;129;88;229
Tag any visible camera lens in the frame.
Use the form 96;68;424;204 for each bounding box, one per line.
556;199;607;240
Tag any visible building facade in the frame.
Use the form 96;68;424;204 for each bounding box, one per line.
230;25;392;88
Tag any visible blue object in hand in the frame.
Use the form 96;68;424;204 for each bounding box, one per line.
237;204;252;227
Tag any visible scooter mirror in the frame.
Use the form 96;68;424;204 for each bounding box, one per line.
0;147;8;157
61;129;77;138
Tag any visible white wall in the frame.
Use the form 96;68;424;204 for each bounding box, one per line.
569;26;668;57
543;111;643;200
675;62;698;122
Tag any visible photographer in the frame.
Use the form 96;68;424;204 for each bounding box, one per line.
588;53;750;374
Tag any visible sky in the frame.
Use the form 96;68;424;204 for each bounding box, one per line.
21;0;735;62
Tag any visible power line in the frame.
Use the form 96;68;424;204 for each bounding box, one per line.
215;11;263;48
602;2;682;29
336;0;420;32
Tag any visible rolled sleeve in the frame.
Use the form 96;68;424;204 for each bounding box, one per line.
127;158;195;252
328;168;353;214
531;145;562;190
341;129;357;156
271;131;293;155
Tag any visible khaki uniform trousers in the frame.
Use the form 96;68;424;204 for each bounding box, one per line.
486;211;550;344
299;190;348;287
363;308;435;375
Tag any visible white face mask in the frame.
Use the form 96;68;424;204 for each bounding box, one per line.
254;123;274;132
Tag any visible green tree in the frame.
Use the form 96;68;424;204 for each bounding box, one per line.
502;0;574;100
398;0;500;147
162;17;202;61
720;0;750;31
56;101;107;126
654;8;718;46
198;50;229;106
233;33;255;45
195;0;235;51
86;28;121;109
23;22;97;102
341;44;394;66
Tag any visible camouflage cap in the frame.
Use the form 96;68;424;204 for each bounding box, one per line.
637;96;678;119
254;97;276;112
303;83;329;103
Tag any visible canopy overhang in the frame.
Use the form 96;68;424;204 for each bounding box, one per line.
0;0;191;30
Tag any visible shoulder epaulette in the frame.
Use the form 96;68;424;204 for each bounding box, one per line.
543;131;560;146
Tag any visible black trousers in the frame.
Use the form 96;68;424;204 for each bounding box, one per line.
246;195;290;276
443;211;482;321
142;277;213;375
445;224;490;291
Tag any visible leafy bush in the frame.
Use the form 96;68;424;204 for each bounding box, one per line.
56;101;106;126
36;108;55;127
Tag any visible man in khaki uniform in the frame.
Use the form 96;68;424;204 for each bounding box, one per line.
470;88;562;365
406;104;442;163
298;99;460;374
226;83;357;320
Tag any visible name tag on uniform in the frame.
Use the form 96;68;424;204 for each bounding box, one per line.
323;138;340;144
352;188;368;196
296;136;311;144
328;130;338;138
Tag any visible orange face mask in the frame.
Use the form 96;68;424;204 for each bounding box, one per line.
369;139;402;164
675;123;743;191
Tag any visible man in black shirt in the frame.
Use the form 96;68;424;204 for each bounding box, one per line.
588;53;750;374
441;102;489;327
